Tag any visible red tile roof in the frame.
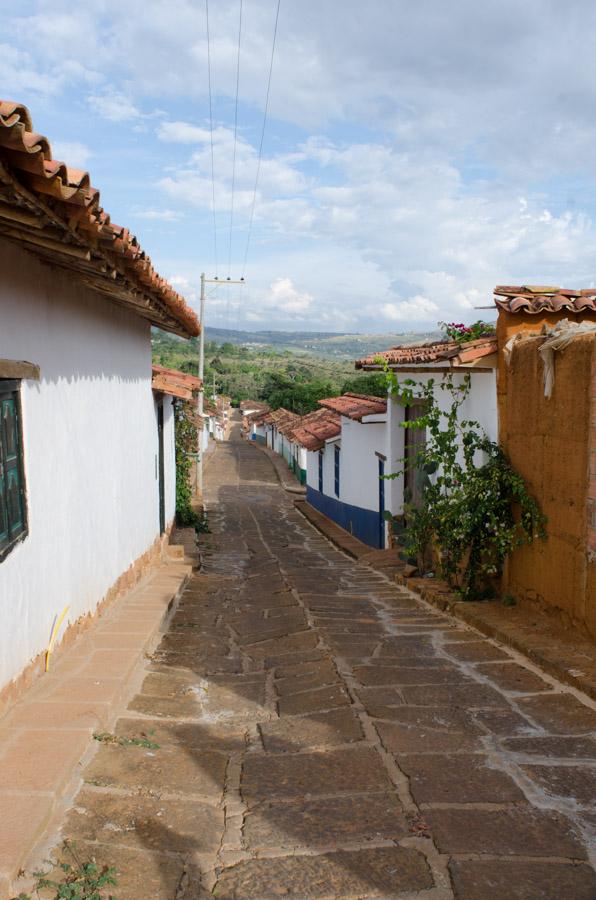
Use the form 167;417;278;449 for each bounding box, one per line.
318;392;387;420
494;285;596;315
240;400;269;414
292;408;341;451
243;403;270;422
0;100;199;338
355;337;497;369
274;410;303;436
151;365;201;400
263;407;291;425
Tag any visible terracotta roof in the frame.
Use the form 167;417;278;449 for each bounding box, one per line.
151;365;201;400
250;410;270;426
244;403;270;421
494;285;596;315
275;410;302;436
0;100;199;338
355;337;498;369
263;407;293;425
318;392;387;420
240;400;269;414
292;408;341;452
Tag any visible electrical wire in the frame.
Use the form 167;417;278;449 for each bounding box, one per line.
205;0;218;276
241;0;281;278
228;0;243;277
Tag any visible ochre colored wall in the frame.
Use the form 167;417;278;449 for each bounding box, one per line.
496;309;596;438
498;316;596;637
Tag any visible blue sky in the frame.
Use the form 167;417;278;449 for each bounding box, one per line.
3;0;596;331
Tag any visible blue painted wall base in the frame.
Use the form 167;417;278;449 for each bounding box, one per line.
306;487;383;548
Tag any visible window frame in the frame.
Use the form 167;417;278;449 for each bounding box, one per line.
0;379;28;563
334;444;340;497
318;450;324;493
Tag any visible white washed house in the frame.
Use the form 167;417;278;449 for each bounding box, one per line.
355;337;498;527
0;100;200;699
241;401;269;443
299;394;388;548
262;408;298;453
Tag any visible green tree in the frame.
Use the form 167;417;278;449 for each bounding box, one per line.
340;372;387;397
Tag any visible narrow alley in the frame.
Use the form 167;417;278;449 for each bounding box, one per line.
44;424;596;899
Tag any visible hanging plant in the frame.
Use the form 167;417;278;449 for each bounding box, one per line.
381;365;546;600
174;399;199;526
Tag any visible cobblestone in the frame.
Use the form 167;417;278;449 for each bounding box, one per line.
31;423;596;897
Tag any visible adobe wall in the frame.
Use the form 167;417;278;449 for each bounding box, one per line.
499;326;596;637
496;309;596;435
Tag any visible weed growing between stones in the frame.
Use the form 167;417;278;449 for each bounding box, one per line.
93;731;159;749
15;841;117;899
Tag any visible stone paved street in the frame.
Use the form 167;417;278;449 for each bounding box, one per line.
40;426;596;898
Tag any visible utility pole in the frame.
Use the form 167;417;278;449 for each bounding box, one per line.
196;273;244;495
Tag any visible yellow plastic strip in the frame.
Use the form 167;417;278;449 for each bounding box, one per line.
45;605;70;672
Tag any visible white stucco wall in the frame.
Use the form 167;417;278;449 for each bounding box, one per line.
338;417;387;511
297;446;307;471
306;441;339;496
0;238;170;689
385;369;498;515
306;448;320;491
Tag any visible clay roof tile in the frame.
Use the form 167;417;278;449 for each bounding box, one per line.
493;286;596;315
0;98;199;337
355;336;497;369
318;392;387;420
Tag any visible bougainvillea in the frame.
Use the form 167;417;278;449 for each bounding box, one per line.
439;320;496;345
381;365;546;600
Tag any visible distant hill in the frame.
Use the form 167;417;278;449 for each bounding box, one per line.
152;326;442;407
202;327;440;359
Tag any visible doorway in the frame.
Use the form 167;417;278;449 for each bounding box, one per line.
404;400;427;510
157;398;165;535
378;457;385;549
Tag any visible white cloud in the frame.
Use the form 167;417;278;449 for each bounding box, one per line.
132;209;183;221
382;297;440;322
0;43;57;96
88;90;143;123
51;141;92;168
157;121;213;143
265;278;313;314
8;1;596;331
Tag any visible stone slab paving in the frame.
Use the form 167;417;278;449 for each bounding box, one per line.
21;426;596;899
1;559;191;900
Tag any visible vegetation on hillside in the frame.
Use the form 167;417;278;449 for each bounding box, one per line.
152;330;387;411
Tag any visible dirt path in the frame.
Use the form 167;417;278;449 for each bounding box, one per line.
33;425;596;899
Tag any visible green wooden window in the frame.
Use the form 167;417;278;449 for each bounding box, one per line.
0;381;27;561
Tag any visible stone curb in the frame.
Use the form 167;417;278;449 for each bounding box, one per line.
294;496;371;560
1;559;191;899
250;439;306;494
399;573;596;702
295;498;596;703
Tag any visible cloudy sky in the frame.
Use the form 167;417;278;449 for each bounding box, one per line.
3;0;596;332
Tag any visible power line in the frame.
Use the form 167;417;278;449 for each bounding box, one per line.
228;0;243;277
241;0;281;277
205;0;218;275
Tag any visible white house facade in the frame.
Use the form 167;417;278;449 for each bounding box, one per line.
356;337;498;525
0;100;200;700
304;394;388;548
